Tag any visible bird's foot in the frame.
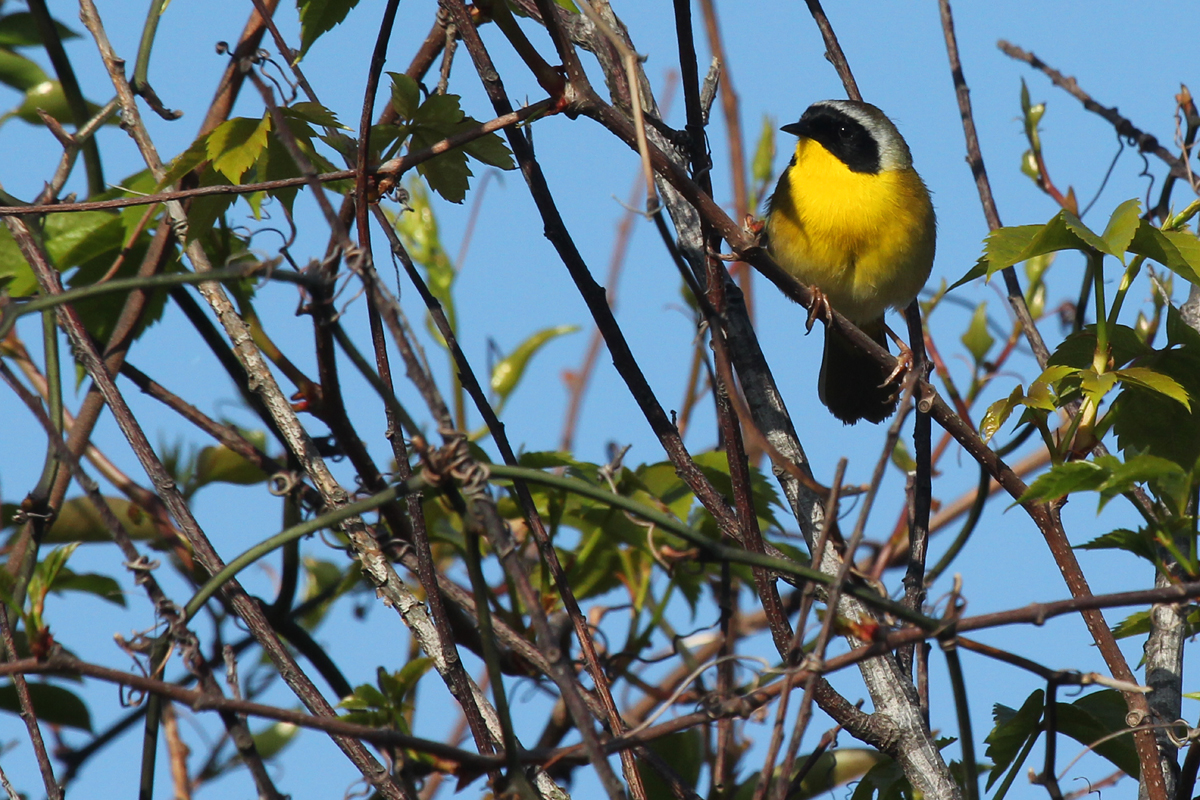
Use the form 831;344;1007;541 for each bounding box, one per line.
743;214;766;243
882;341;913;387
805;288;834;334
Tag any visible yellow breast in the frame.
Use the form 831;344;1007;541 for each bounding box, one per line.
766;138;936;324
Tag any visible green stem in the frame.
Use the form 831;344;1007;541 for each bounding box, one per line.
942;641;979;800
184;476;429;620
488;464;936;629
0;265;312;341
137;637;170;800
187;461;941;638
36;307;64;496
132;0;165;90
1105;254;1146;331
924;464;989;586
11;309;65;611
1090;251;1109;374
462;520;523;783
991;727;1041;800
1033;415;1060;465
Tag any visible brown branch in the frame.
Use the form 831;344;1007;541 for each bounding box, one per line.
696;0;754;317
939;1;1051;368
802;0;861;101
0;609;60;800
0;654;502;773
998;40;1195;186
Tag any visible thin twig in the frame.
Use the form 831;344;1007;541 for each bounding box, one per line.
998;40;1195;186
802;0;860;101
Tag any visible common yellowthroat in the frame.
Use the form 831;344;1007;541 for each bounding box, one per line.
766;100;936;424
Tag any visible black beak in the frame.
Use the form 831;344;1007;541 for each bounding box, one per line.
781;120;807;137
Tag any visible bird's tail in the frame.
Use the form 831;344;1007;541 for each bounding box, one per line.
819;319;899;425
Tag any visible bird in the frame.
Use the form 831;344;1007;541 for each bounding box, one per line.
765;99;936;424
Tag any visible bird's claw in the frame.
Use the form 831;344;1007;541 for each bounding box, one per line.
805;288;834;334
743;214;766;243
882;342;913;387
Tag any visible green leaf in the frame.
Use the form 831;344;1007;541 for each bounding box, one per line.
0;681;91;731
948;256;987;291
1019;461;1108;503
403;92;515;201
380;658;432;706
562;527;624;600
61;218;177;345
0;13;79;47
984;690;1043;790
791;749;888;799
0;47;48;92
206;116;272;184
43;496;160;544
891;439;917;473
51;569;126;607
412;94;462;129
1076;528;1156;563
281;101;346;130
1005;214;1081;270
1114;366;1191;410
980;385;1024;443
1129;224;1200;285
297;0;362;59
1048;324;1151;372
339;682;388;711
413;133;471;203
1162;230;1200;284
298;558;361;630
38;543;80;592
1060;209;1109;256
1023;378;1058;411
516;451;602;483
183;168;236;241
635;461;695;522
982;225;1041;276
1094;453;1187;510
1078;369;1118;407
44;210;122;269
1100;198;1142;261
1111;609;1152;639
159;135;211;189
750;115;776;188
1111;343;1200;469
1058;691;1140;778
257;133;302;215
692;450;782;532
460;130;514;170
1168;301;1200;349
252;721;299;760
849;756;909;800
0;222;34;296
637;731;704;800
394;180;456;326
7;79;109;126
193;444;269;489
387;72;420;122
961;302;994;365
491;325;579;400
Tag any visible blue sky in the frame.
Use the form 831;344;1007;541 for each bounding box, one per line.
1;1;1197;797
